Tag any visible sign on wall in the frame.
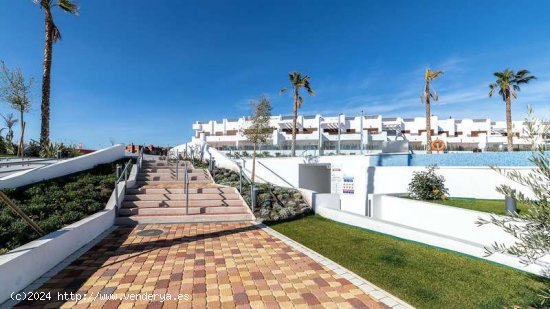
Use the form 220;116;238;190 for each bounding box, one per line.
342;175;355;194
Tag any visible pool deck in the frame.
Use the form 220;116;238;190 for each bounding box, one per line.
7;223;411;308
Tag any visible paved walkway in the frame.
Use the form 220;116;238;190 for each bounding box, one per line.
14;223;404;308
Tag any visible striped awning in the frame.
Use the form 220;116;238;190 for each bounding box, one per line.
320;120;342;129
278;121;303;129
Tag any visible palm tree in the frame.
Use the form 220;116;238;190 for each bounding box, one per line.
34;0;79;148
421;69;443;154
2;113;18;155
280;72;315;157
489;69;536;151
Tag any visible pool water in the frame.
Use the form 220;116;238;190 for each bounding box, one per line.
371;151;543;166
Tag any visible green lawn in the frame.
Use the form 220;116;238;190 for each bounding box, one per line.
428;197;527;215
268;215;548;309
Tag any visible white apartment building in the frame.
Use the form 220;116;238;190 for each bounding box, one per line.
191;114;536;153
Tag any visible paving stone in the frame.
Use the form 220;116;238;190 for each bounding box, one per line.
11;223;394;308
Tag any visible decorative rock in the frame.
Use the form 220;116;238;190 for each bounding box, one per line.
286;201;297;208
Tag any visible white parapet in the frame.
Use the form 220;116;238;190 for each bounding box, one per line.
0;144;126;189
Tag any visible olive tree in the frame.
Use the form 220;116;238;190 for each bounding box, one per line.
243;96;272;183
477;106;550;305
0;62;32;157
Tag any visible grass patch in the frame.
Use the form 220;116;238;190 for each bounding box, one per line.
268;215;548;309
428;197;527;215
0;159;131;254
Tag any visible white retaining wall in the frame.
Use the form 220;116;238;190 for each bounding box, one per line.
0;164;137;304
0;183;120;304
0;145;126;189
368;166;533;200
371;195;519;247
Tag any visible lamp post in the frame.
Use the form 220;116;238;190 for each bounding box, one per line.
360;110;364;155
337;113;343;155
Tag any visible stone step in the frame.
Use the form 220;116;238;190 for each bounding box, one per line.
135;180;212;186
141;162;196;168
122;199;245;208
136;182;218;189
136;175;210;181
124;193;242;201
139;169;204;173
118;206;246;216
126;187;236;195
115;213;255;225
140;168;196;173
137;172;209;177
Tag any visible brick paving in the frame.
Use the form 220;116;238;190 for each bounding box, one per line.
14;223;390;308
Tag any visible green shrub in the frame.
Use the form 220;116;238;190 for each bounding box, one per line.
24;139;81;158
0;159;130;254
408;166;449;200
211;166;312;222
24;139;41;157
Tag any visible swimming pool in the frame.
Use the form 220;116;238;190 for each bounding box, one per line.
370;151;543;167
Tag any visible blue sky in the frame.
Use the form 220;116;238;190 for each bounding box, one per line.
1;1;550;148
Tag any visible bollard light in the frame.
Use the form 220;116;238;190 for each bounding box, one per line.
251;185;258;212
505;191;517;215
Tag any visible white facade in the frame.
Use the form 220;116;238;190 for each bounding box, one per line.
192;114;536;152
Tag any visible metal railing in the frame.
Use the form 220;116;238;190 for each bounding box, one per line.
236;162;257;211
175;150;179;180
0;157;59;168
256;160;295;188
114;160;133;207
136;146;145;170
183;160;190;215
0;191;45;236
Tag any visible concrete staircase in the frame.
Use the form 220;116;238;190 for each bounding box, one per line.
115;159;255;225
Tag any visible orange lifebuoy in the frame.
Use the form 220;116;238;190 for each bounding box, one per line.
431;139;446;153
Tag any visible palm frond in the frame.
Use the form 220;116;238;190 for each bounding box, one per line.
430;90;438;101
516;75;537;85
425;69;443;82
490;68;536;101
297;96;304;109
1;113;18;128
303;79;315;95
489;83;497;97
289;72;300;84
516;69;531;78
52;21;62;42
57;0;79;14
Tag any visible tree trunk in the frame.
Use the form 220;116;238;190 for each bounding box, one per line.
506;95;513;152
18;110;25;157
40;10;53;149
291;90;298;157
251;143;256;184
425;83;432;154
